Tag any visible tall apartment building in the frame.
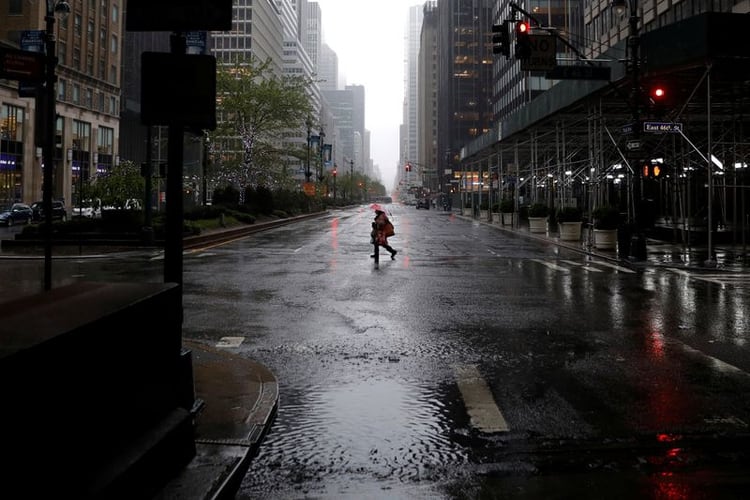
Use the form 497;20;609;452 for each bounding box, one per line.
0;0;122;209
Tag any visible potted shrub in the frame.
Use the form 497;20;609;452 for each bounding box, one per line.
500;198;514;226
479;200;489;220
491;203;501;223
592;206;621;249
527;203;549;233
556;206;583;241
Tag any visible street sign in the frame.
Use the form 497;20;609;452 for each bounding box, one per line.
622;123;634;135
0;47;44;81
521;34;556;71
546;65;611;81
643;121;683;133
626;140;641;151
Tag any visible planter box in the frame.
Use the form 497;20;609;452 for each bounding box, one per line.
480;209;489;220
558;221;582;241
492;212;501;223
528;217;547;233
594;228;617;249
502;212;514;226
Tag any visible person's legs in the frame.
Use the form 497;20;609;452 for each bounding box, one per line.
382;244;397;259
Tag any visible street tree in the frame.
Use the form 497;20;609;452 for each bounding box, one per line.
89;160;145;209
210;56;316;202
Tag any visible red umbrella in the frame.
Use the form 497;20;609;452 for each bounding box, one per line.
370;203;383;212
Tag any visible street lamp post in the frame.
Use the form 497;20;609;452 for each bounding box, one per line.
332;166;337;203
318;127;326;182
41;0;70;290
349;158;354;202
305;119;312;184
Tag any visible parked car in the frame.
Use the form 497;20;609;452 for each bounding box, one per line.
71;199;101;218
0;203;33;226
416;198;430;210
31;200;67;222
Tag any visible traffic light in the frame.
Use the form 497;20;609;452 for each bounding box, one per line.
332;167;337;177
405;162;412;172
492;21;510;58
648;83;670;117
515;21;531;60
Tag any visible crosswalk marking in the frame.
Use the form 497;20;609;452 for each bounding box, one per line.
668;268;748;286
216;336;244;348
560;259;604;272
531;258;570;272
589;260;636;273
452;364;509;433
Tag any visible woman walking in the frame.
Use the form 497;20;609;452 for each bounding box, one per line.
371;209;398;260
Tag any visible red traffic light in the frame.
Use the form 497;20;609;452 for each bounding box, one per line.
516;21;529;34
650;86;666;100
332;168;337;177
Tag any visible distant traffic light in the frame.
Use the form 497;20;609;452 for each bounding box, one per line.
492;21;510;58
405;162;412;172
515;21;531;60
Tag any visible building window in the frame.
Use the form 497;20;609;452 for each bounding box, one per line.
9;0;22;15
74;14;82;35
85;89;93;108
72;84;80;104
1;104;24;141
87;54;93;75
110;65;117;84
109;96;117;114
100;27;106;46
58;79;67;101
98;126;114;154
58;41;67;65
98;59;105;79
73;48;80;70
98;93;105;112
112;4;118;23
111;34;117;54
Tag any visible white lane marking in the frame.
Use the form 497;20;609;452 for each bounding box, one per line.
590;260;636;273
531;258;569;272
678;342;750;379
560;259;603;272
452;364;509;433
668;268;737;285
216;336;244;348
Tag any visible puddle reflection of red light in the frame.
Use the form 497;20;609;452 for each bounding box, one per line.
656;433;682;443
330;218;339;250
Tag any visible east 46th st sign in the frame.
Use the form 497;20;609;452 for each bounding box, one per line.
643;121;683;133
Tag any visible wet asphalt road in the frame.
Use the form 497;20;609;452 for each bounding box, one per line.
179;206;750;499
3;206;750;498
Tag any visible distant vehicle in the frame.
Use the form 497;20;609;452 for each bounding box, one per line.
72;199;101;218
0;203;33;226
416;198;430;210
30;200;67;222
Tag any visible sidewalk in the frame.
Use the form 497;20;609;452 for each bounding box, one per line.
156;340;278;499
460;213;750;273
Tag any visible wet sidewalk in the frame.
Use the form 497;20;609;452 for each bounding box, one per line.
157;340;278;499
462;214;750;273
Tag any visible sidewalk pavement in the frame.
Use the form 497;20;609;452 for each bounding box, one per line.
462;214;750;273
157;340;278;500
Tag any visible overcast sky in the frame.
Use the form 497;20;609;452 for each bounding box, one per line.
315;0;420;193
